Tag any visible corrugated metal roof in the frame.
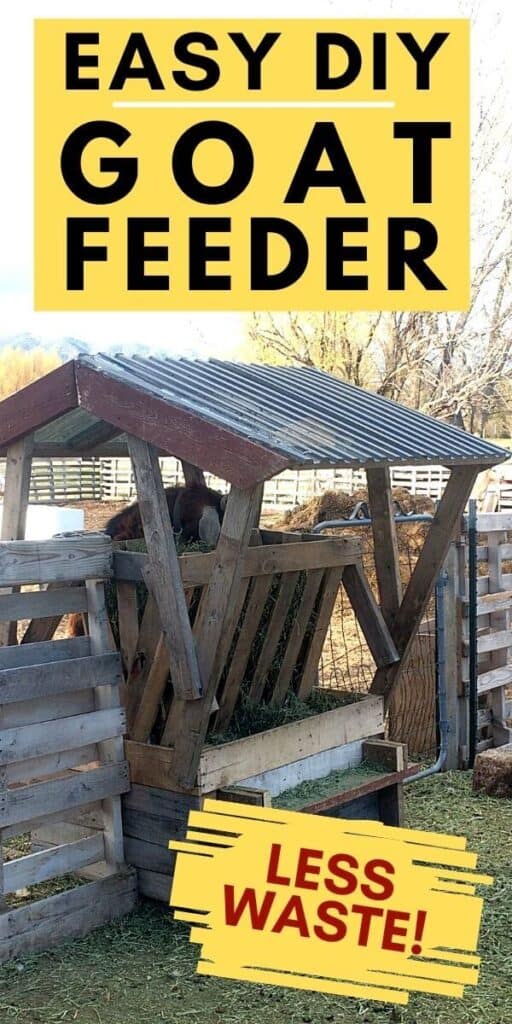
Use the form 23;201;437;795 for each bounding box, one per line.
66;352;507;470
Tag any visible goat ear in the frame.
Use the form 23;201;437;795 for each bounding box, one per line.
199;507;221;546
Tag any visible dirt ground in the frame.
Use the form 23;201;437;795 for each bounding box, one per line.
1;772;510;1024
62;499;129;534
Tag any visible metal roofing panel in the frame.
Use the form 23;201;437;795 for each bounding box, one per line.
77;353;508;469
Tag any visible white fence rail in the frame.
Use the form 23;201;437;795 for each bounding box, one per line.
1;456;512;510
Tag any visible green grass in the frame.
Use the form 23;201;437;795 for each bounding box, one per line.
1;772;511;1024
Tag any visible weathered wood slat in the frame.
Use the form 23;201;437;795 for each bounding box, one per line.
216;785;271;807
3;834;105;894
475;591;512;616
198;696;384;791
122;808;189;846
179;571;253;741
468;512;512;532
31;821;98;851
0;869;137;959
1;690;94;729
136;868;172;902
485;531;511;746
270;570;324;707
124;835;174;876
372;466;479;701
169;485;263;787
248;572;301;704
215;574;274;729
366;466;403;628
296;568;342;700
207;574;252;700
116;581;140;676
6;744;99;785
0;635;90;670
7;799;103;841
0;653;122;704
341;562;399;668
470;629;512;655
0;762;130;831
362;738;407;772
124;593;162;732
127;437;202;701
85;579;126;866
113;536;361;586
131;635;170;743
0;585;88;623
0;436;34;646
21;581;86;645
245;539;360;575
0;535;112;587
123;782;202;817
0;708;125;765
477;665;512;694
124;739;200;794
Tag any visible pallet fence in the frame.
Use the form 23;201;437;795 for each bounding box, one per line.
0;533;136;961
440;512;512;768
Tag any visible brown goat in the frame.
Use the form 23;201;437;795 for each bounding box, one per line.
69;483;227;639
104;483;227;545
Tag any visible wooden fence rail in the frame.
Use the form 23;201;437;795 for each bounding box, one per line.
3;456;512;511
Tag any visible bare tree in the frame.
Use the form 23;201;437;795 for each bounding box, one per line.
248;6;512;436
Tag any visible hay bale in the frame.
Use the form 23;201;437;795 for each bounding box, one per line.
279;487;434;533
473;744;512;797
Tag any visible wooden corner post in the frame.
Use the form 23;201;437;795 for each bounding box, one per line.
366;466;402;629
168;483;264;788
127;436;202;700
371;465;479;706
0;436;34;646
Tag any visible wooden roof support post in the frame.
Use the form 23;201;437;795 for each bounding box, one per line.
127;436;202;700
371;465;479;704
366;467;402;629
168;482;264;788
181;461;206;486
0;436;33;646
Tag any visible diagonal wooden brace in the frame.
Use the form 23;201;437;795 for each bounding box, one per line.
342;560;399;668
167;483;263;787
127;436;202;701
371;465;480;703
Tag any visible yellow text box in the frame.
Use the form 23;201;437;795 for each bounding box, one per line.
34;19;469;311
170;800;491;1006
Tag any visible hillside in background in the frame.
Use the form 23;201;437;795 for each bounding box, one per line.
0;334;169;362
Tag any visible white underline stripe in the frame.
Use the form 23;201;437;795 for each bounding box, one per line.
112;100;395;109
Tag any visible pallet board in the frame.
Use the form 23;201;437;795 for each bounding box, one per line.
0;532;136;963
198;696;384;792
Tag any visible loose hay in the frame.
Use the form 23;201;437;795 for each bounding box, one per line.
2;773;510;1024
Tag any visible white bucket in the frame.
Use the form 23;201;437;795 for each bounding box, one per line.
0;505;85;541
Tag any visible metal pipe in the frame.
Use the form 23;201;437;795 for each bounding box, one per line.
404;570;448;783
311;514;433;532
468;498;478;767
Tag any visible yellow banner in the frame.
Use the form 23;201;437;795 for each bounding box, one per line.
35;19;469;312
170;800;491;1006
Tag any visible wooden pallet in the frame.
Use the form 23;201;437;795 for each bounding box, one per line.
0;535;136;962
